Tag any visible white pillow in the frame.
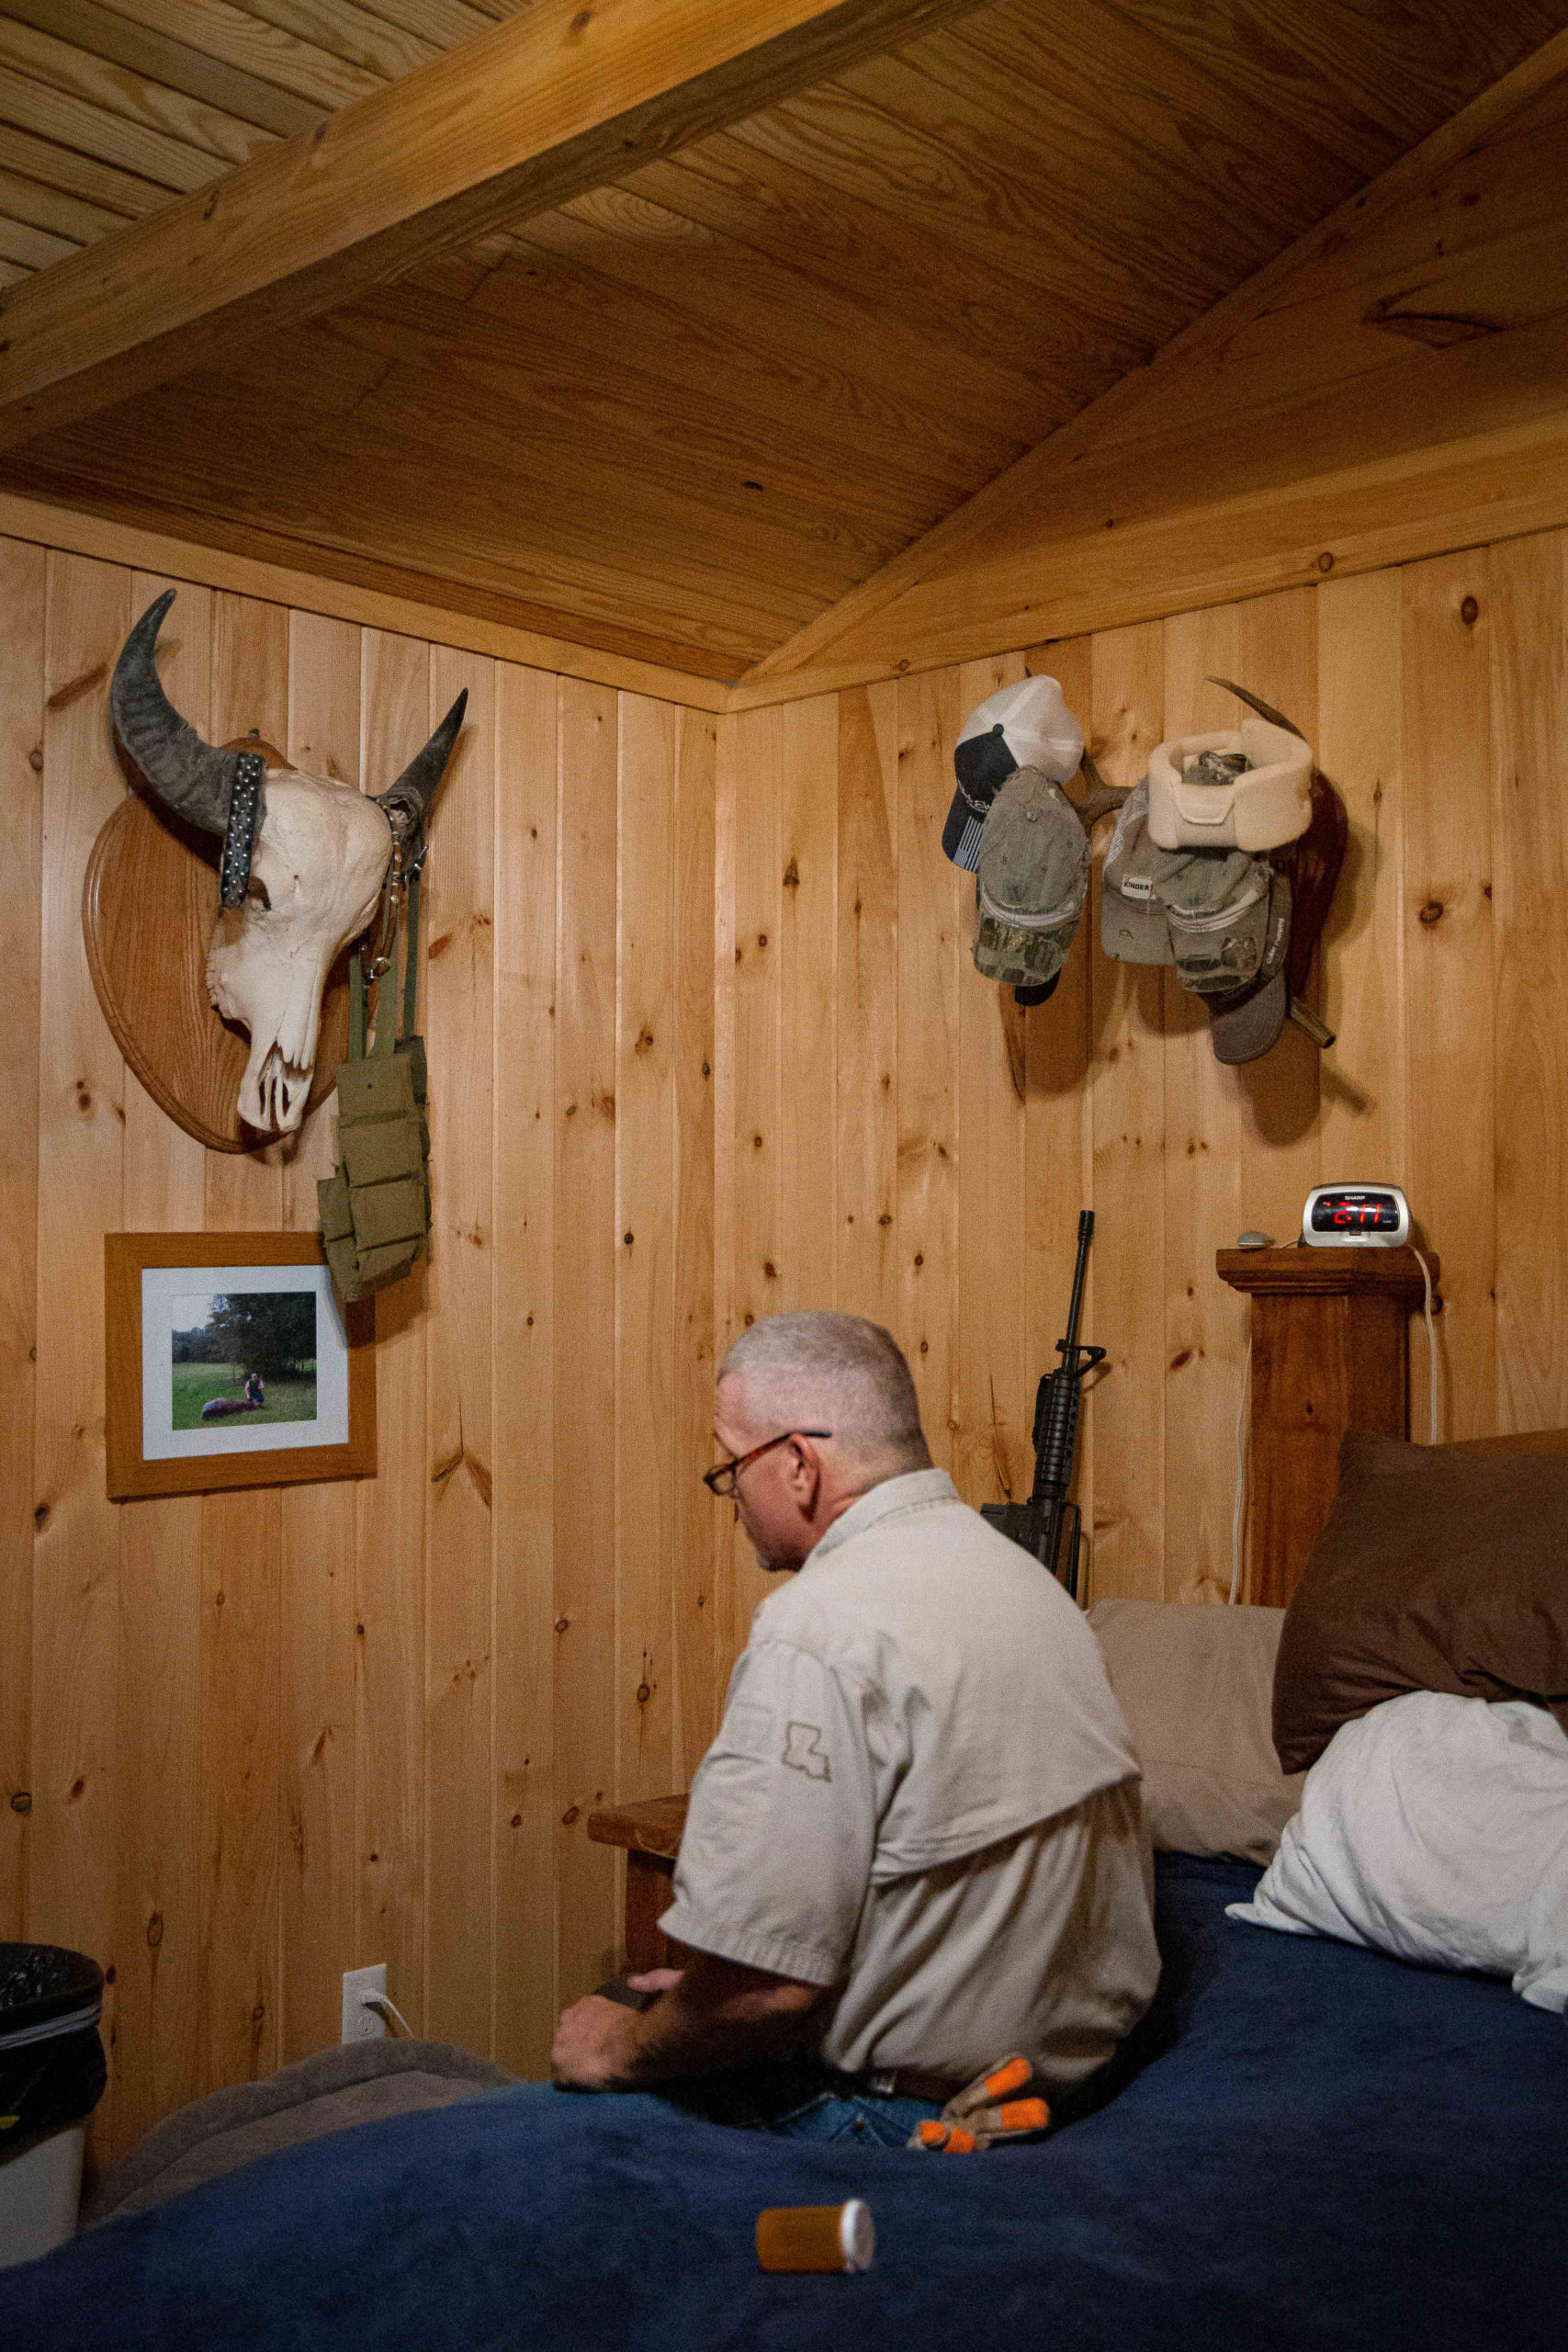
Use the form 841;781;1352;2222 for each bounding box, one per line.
1227;1689;1568;2012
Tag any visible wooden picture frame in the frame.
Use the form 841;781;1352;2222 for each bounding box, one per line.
106;1232;376;1500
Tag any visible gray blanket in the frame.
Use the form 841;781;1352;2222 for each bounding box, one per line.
88;2038;514;2225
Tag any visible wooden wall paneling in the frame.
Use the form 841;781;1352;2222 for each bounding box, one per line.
615;692;678;1808
895;666;964;1470
1315;570;1408;1188
0;536;42;1941
276;608;360;2063
30;552;127;2145
671;706;716;1777
778;695;838;1311
355;628;430;2027
198;590;286;2091
726;704;784;1644
111;570;208;2156
1019;633;1091;1581
952;652;1030;1511
1157;607;1245;1603
1488;530;1568;1434
833;681;898;1332
422;643;496;2049
491;659;558;2076
1403;550;1496;1441
709;710;740;1706
1084;622;1165;1601
16;492;1568;2148
1232;589;1323;1250
554;676;618;2000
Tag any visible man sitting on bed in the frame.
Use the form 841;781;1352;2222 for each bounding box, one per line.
551;1310;1157;2141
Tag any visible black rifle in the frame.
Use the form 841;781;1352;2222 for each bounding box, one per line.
980;1210;1104;1599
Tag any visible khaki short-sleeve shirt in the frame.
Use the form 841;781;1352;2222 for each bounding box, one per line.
660;1470;1158;2087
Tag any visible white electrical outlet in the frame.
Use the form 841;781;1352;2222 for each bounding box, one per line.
342;1962;387;2044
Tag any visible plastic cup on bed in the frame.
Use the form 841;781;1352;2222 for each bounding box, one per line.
756;2199;874;2273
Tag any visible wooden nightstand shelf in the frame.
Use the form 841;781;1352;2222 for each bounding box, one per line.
1216;1245;1438;1607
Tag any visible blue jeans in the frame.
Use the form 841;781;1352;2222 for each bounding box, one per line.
764;2087;944;2145
657;2064;943;2145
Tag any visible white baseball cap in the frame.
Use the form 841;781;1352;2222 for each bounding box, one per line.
944;677;1085;870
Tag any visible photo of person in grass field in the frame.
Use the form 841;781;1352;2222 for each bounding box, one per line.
170;1290;318;1430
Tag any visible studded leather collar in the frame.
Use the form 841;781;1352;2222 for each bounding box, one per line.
220;750;266;909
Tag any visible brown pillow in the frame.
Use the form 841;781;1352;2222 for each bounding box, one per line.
1089;1599;1304;1863
1273;1431;1568;1775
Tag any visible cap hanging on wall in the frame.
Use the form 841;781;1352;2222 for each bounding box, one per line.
943;676;1084;870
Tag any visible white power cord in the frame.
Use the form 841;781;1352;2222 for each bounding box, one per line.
1230;1335;1252;1605
362;1991;416;2039
1412;1247;1440;1444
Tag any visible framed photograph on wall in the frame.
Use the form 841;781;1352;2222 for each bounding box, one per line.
105;1233;376;1500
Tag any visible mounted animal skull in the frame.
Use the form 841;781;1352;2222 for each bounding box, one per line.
111;591;465;1136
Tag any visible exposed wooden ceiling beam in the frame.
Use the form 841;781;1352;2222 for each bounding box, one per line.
0;0;987;455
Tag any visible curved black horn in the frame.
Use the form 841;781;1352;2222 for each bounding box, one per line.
376;691;468;832
110;589;243;837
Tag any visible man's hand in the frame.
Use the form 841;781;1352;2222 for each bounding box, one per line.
551;1952;821;2092
550;1994;645;2091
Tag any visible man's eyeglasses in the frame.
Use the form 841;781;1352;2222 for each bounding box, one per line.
703;1430;832;1498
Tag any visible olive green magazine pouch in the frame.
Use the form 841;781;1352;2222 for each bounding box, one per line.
318;871;432;1306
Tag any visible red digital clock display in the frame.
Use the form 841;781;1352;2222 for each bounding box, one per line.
1312;1193;1400;1234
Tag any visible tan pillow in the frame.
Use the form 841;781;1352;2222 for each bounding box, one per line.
1089;1600;1304;1864
1272;1431;1568;1776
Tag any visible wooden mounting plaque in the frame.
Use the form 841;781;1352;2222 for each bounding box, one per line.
82;745;355;1153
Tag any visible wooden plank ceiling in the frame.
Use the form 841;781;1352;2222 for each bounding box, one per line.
0;0;1564;678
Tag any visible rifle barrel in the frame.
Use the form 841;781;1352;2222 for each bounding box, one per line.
1059;1208;1095;1360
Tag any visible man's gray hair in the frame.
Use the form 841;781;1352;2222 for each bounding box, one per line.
718;1311;929;1469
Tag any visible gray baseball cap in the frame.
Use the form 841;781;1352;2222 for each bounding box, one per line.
1208;870;1293;1064
1100;782;1172;965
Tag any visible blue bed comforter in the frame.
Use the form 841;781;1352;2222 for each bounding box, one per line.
6;1856;1564;2352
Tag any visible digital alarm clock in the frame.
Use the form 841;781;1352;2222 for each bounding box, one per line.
1301;1183;1410;1248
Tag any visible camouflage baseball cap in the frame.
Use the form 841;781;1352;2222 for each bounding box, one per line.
972;766;1089;990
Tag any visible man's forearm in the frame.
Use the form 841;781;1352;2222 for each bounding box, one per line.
550;1952;824;2090
620;1965;818;2085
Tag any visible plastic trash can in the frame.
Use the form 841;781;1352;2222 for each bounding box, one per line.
0;1944;107;2270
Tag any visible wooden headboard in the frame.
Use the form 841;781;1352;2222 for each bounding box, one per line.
1449;1428;1568;1457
